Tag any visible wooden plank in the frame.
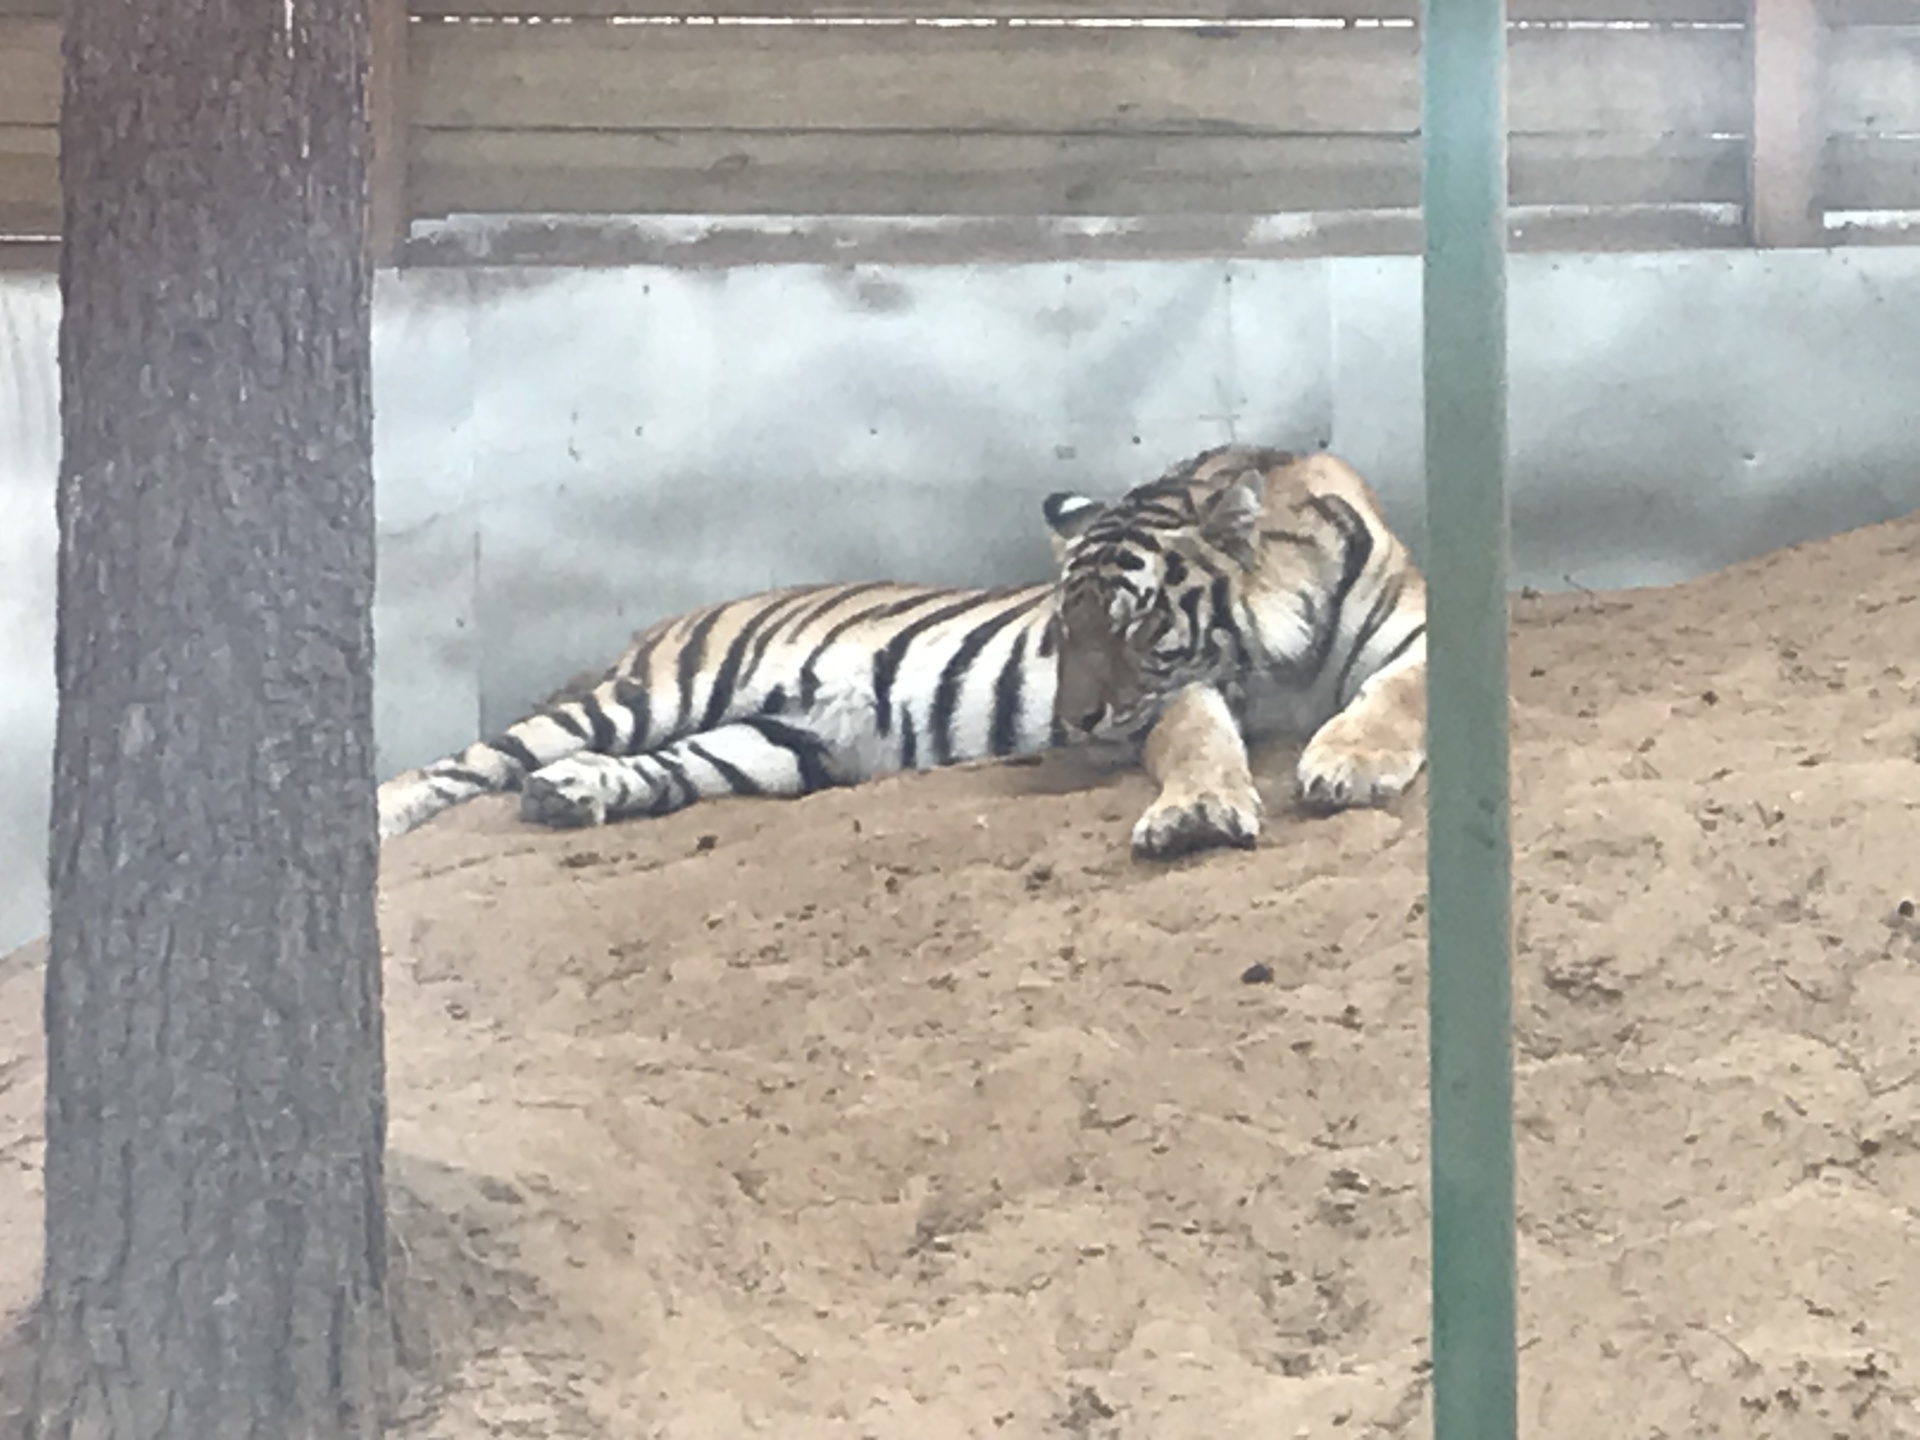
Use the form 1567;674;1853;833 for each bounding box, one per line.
0;19;57;127
398;204;1751;267
1826;23;1920;130
1819;0;1920;23
412;0;1748;18
0;238;57;269
370;0;413;264
1827;216;1920;242
1506;207;1749;253
413;22;1749;135
1824;133;1920;206
0;123;56;231
411;24;1421;133
1513;135;1747;205
411;128;1746;217
4;205;1780;268
1749;0;1825;246
1835;218;1920;243
1510;28;1748;134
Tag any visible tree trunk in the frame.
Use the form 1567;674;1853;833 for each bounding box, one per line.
33;2;388;1437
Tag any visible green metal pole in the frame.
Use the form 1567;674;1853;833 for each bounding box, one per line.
1420;0;1517;1432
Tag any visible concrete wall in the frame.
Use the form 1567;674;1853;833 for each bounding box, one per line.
0;277;57;960
3;247;1918;952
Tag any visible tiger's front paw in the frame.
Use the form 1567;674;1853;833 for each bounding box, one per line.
1296;716;1424;812
520;755;620;829
1131;784;1263;861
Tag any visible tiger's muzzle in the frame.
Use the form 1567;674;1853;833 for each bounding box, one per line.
1053;603;1148;740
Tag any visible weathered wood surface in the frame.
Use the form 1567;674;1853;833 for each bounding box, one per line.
7;0;1920;264
370;0;413;263
412;130;1749;217
1751;0;1825;244
0;123;54;232
410;24;1750;136
1828;23;1920;131
1827;134;1920;208
399;205;1753;267
0;18;58;125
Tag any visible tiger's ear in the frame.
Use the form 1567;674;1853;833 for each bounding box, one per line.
1043;491;1101;539
1043;492;1102;563
1198;469;1266;568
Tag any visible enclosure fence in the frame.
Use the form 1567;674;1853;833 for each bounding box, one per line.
2;0;1918;269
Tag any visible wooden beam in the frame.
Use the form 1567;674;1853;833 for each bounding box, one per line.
413;23;1425;134
1749;0;1826;246
1825;20;1920;131
0;122;56;231
1818;0;1920;23
1825;132;1920;208
1826;213;1920;243
398;206;1752;268
410;129;1747;219
369;0;412;265
0;238;57;268
411;23;1750;137
0;17;59;125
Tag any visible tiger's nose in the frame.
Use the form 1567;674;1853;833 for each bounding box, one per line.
1074;706;1105;732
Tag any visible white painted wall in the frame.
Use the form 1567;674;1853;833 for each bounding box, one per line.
2;249;1917;951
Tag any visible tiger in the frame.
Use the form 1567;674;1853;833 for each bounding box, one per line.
1045;444;1427;858
374;444;1426;859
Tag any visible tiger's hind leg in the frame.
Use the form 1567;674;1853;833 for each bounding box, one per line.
519;716;841;829
1131;683;1264;861
1296;651;1426;811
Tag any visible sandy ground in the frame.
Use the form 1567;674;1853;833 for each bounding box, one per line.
3;508;1920;1437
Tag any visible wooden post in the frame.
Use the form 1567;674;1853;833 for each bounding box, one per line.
368;0;410;266
1749;0;1825;247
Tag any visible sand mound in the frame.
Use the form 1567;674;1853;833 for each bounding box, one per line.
3;511;1919;1437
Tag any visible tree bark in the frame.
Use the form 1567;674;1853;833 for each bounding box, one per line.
34;2;388;1437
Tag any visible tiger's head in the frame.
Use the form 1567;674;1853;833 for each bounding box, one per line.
1042;448;1278;742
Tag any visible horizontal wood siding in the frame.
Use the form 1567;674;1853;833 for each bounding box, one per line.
5;0;1920;263
400;206;1755;267
1819;0;1920;24
0;122;55;232
0;18;56;127
409;24;1748;138
1821;15;1920;221
412;130;1749;216
1826;22;1920;130
1827;134;1920;207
